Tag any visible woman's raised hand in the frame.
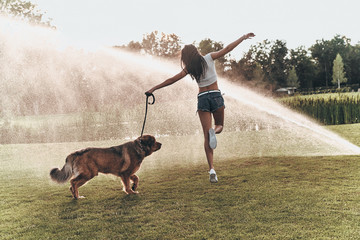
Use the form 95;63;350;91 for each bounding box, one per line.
243;33;255;40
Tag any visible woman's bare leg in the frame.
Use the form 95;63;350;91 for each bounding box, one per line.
198;110;214;170
213;106;225;134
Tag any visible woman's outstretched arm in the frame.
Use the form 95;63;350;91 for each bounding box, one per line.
145;69;187;94
211;33;255;60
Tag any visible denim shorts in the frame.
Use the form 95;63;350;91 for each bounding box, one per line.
197;90;225;112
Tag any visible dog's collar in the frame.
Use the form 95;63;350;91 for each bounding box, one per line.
135;139;146;156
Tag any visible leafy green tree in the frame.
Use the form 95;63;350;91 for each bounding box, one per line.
234;50;256;81
286;66;300;88
0;0;52;26
250;62;268;89
310;35;351;87
347;44;360;85
198;38;227;75
225;58;250;82
158;33;181;58
252;62;264;81
332;53;347;88
127;41;142;53
268;40;289;87
289;47;317;89
113;41;142;53
141;31;160;56
241;39;289;89
141;31;181;58
198;38;223;54
119;33;360;92
310;39;331;87
249;39;272;79
241;40;271;86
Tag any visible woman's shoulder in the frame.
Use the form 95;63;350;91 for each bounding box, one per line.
203;53;214;61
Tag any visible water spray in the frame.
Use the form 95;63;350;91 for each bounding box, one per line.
221;81;360;155
2;15;360;157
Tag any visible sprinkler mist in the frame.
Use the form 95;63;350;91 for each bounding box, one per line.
220;81;360;155
1;16;360;167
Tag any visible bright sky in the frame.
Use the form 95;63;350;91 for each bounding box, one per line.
31;0;360;59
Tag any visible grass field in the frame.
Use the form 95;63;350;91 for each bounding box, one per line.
1;125;360;239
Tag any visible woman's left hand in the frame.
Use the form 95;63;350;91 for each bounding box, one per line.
145;89;154;96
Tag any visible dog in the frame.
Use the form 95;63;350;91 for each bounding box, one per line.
50;135;161;199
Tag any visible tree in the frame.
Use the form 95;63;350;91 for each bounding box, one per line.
0;0;52;27
289;47;317;89
347;44;360;85
198;38;227;75
113;41;142;53
332;53;347;88
141;31;181;58
248;40;272;80
141;31;160;56
127;41;142;53
268;40;289;87
241;39;289;89
286;66;300;88
198;38;224;55
158;33;181;58
310;35;351;87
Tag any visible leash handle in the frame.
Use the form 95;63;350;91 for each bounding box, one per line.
141;93;155;136
145;92;155;105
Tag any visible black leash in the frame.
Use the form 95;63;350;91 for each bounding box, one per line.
141;92;155;136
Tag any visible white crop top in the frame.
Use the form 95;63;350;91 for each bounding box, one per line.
197;53;218;87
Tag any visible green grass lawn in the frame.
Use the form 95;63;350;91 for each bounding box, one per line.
327;123;360;147
1;125;360;239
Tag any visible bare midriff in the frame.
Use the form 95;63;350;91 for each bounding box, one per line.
198;81;219;93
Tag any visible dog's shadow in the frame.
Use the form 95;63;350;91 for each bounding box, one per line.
57;192;141;221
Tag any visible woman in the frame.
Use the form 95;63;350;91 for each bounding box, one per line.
145;33;255;183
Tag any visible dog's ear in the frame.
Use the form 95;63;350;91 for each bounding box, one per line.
139;135;155;147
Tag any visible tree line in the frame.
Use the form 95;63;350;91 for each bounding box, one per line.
117;32;360;92
2;1;359;93
0;0;53;27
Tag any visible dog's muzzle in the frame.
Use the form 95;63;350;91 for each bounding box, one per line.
156;142;162;150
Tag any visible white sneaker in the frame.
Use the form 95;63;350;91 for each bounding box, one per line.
208;128;217;149
209;169;218;183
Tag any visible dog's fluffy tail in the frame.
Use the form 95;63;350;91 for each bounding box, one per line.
50;155;74;183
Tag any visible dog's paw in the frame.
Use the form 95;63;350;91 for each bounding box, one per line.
78;196;86;199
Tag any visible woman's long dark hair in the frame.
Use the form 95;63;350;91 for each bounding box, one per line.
181;44;207;82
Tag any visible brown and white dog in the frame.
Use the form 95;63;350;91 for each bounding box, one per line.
50;135;161;199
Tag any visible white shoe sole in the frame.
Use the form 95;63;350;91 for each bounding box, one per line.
210;173;218;183
209;128;217;149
